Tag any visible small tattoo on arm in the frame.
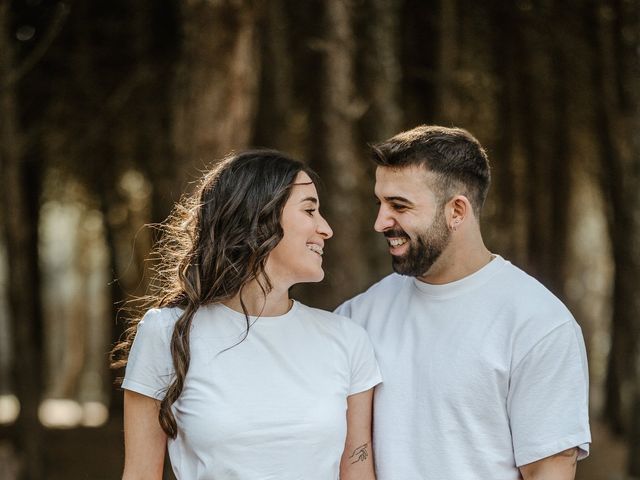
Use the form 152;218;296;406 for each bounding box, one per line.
349;443;369;464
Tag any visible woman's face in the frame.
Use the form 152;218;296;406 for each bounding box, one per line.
266;171;333;288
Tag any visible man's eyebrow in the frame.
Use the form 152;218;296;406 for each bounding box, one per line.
299;196;318;204
384;196;414;205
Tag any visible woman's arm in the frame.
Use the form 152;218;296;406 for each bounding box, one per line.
519;448;579;480
340;388;376;480
122;390;168;480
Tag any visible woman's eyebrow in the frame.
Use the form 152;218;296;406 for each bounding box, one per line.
299;196;318;204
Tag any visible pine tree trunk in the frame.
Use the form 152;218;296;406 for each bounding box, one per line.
172;0;261;173
436;0;458;122
586;0;640;447
359;0;402;276
305;0;372;308
0;4;44;478
251;0;295;150
488;2;527;262
546;1;572;299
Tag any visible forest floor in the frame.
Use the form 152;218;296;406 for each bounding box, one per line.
10;417;629;479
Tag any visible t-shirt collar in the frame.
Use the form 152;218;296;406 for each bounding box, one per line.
411;254;507;299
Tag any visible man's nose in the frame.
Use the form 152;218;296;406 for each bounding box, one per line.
374;206;394;232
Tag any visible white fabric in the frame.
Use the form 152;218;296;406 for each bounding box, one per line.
336;255;591;480
123;300;381;480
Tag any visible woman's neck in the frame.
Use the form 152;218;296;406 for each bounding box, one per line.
222;278;292;317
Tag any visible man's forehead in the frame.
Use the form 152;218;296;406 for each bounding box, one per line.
375;165;434;186
374;165;438;200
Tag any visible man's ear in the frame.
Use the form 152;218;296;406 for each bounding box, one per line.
448;195;472;230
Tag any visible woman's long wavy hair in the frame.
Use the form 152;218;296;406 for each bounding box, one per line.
111;150;316;439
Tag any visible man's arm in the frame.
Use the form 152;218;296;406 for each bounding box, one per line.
519;447;578;480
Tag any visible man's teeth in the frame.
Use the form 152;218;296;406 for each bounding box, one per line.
388;238;408;247
306;243;323;255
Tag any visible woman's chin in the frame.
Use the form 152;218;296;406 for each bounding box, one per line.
297;269;325;284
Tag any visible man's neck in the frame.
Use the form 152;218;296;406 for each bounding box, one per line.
417;240;493;285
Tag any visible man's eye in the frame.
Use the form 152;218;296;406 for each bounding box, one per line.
391;204;407;211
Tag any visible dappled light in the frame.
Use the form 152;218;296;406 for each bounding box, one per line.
38;399;108;429
0;395;19;426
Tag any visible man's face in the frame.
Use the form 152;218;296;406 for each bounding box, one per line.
374;165;451;277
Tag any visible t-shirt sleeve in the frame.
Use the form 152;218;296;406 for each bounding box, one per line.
507;320;591;466
344;321;382;395
122;308;175;400
334;299;352;318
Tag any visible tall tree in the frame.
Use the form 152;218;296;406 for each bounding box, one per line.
435;0;459;122
252;0;297;151
587;0;640;448
488;1;528;262
589;0;640;474
306;0;373;308
0;3;44;478
357;0;402;276
171;0;261;174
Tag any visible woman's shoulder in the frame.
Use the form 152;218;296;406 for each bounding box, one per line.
136;306;183;340
295;302;369;335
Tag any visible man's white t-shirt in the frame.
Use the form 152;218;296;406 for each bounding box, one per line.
123;300;381;480
336;255;591;480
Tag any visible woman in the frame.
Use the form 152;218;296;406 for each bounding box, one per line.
112;150;381;479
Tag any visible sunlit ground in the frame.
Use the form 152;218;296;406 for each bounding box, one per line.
0;395;108;428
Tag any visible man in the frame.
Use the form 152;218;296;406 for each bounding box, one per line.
336;126;591;479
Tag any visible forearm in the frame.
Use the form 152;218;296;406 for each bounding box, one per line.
340;388;376;480
340;440;375;480
519;448;578;480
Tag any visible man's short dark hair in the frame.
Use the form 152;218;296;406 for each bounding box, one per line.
370;125;491;216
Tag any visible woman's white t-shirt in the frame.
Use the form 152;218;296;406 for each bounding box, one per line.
122;300;382;480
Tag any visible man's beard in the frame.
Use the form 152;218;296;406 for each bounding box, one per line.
386;207;451;277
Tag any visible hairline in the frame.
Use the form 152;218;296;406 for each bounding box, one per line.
375;163;470;209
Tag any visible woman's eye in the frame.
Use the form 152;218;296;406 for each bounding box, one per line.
305;209;316;215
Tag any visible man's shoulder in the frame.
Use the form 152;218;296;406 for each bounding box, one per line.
495;259;576;329
501;261;567;303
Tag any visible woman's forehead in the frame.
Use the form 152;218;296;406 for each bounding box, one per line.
290;171;318;199
293;171;313;184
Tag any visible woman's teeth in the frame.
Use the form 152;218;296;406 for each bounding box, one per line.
388;238;408;247
306;243;323;255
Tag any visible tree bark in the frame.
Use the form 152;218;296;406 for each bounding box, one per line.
0;4;44;478
586;0;640;448
305;0;372;308
172;0;261;175
251;0;296;151
358;0;402;277
488;1;527;262
545;0;572;299
435;0;459;122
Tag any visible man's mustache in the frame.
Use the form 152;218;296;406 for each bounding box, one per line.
383;229;410;239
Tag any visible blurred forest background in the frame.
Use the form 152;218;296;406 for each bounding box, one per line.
0;0;638;478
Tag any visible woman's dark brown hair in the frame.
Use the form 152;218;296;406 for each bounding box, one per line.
111;150;315;438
